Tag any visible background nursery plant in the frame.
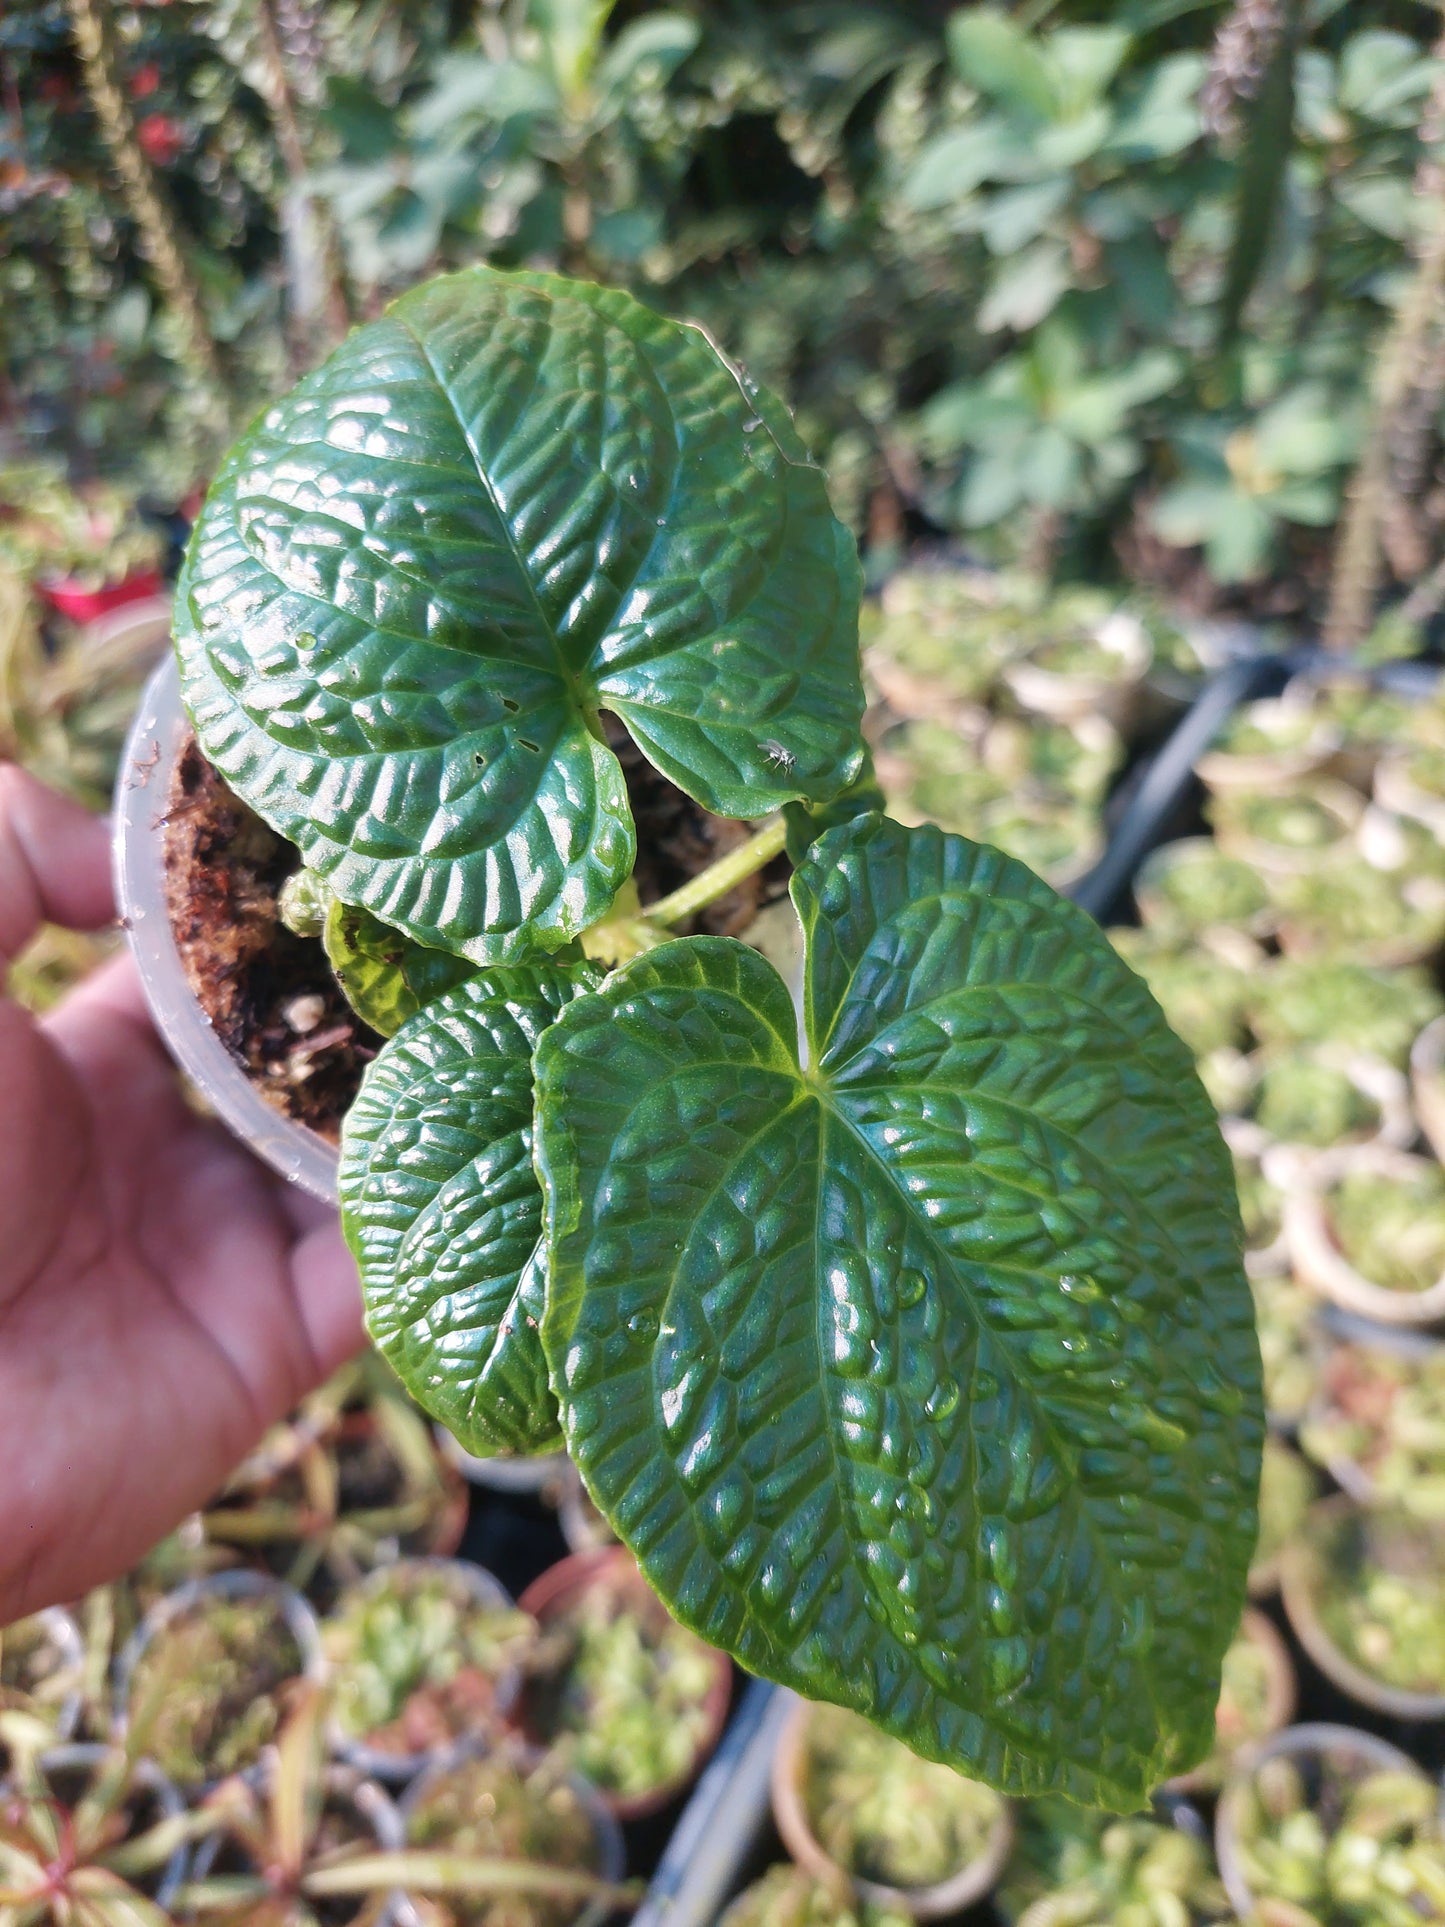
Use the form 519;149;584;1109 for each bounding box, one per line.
171;262;1262;1808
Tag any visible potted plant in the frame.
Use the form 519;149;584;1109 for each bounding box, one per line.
995;1802;1231;1927
1133;838;1276;943
1207;783;1363;878
0;1715;199;1921
1284;1145;1445;1327
1248;958;1443;1070
398;1740;627;1927
769;1701;1011;1920
858;567;1032;718
1249;1438;1317;1598
1298;1329;1445;1517
718;1866;909;1927
117;262;1263;1807
200;1358;467;1601
1001;609;1151;730
176;1691;636;1927
1373;741;1445;841
1214;1725;1445;1923
323;1559;535;1782
0;465;167;623
115;1571;324;1789
507;1547;731;1820
1163;1610;1296;1796
1279;1497;1445;1720
0;1610;85;1743
1242;1048;1411;1153
1196;697;1340;796
1270;858;1445;969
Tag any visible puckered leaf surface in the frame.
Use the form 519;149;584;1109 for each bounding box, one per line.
175;266;864;962
534;815;1262;1806
340;963;600;1455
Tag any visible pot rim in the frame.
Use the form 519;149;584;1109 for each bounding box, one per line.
113;653;340;1205
0;1605;87;1744
1282;1142;1445;1327
769;1697;1013;1920
324;1555;517;1784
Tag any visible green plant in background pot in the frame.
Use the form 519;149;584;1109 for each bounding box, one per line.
170;262;1261;1805
996;1802;1230;1926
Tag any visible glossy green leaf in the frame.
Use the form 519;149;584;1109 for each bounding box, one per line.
340;962;600;1456
323;898;477;1037
175;266;865;964
535;816;1262;1806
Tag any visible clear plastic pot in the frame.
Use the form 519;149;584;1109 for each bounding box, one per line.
113;1568;326;1786
113;654;339;1204
433;1422;568;1497
0;1604;86;1741
323;1556;518;1784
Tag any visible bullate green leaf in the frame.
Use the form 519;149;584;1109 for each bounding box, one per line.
175;266;864;963
323;898;477;1038
340;962;600;1456
534;815;1262;1807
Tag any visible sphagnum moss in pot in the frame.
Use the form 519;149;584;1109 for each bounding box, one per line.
770;1700;1011;1920
1284;1144;1445;1327
507;1546;730;1821
718;1866;911;1927
119;263;1263;1808
114;1570;323;1790
1299;1326;1445;1517
322;1558;535;1781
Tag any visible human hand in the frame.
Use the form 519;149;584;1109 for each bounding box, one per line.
0;766;364;1625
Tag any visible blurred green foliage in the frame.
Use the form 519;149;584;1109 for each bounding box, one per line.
1;0;1442;596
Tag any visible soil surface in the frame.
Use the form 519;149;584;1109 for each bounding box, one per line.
163;725;793;1141
163;737;381;1141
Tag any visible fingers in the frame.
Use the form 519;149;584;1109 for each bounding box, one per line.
290;1216;367;1380
0;765;114;965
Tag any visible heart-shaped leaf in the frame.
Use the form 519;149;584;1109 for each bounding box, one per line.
535;815;1262;1806
340;962;600;1456
176;266;865;963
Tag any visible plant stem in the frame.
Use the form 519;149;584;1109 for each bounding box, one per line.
642;817;789;929
301;1853;643;1905
66;0;223;398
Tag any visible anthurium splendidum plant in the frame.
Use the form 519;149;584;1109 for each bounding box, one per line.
173;265;1262;1810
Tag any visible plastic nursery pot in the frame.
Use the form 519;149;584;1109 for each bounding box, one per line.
1373;743;1445;841
1214;1723;1438;1925
113;653;340;1204
113;1568;325;1789
37;567;166;623
189;1755;406;1927
769;1698;1013;1921
0;1605;85;1740
1195;698;1341;797
1279;1494;1445;1720
1283;1143;1445;1328
1162;1609;1297;1796
506;1544;733;1822
8;1743;193;1913
398;1738;625;1927
1298;1316;1445;1513
1208;778;1365;879
323;1556;525;1783
991;1789;1219;1927
1132;837;1277;944
433;1422;569;1498
1000;610;1151;730
1410;1011;1445;1166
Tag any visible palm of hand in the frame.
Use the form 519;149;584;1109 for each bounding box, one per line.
0;769;362;1624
